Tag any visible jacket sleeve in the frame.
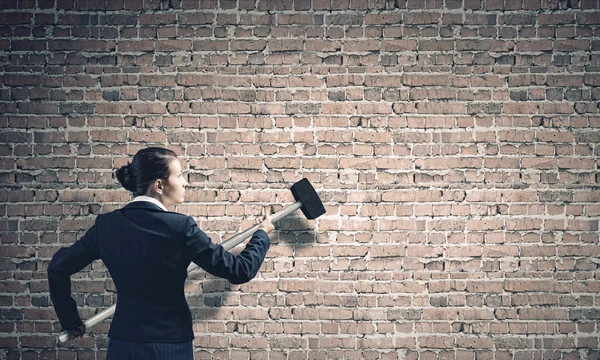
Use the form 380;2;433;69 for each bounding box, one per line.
48;217;101;331
184;216;270;285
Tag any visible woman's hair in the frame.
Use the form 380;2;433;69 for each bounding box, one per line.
116;147;177;197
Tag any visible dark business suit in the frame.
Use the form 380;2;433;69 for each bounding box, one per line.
48;201;270;358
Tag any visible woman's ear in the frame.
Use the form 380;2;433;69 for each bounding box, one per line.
152;179;164;195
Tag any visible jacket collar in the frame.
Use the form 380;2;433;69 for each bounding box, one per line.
122;198;167;212
130;196;168;211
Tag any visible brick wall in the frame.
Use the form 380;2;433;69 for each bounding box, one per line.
1;0;600;358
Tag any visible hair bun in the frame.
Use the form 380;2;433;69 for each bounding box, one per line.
116;164;136;192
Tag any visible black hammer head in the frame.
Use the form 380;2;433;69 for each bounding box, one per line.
290;178;326;220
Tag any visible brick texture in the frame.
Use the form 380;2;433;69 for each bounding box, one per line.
1;0;600;359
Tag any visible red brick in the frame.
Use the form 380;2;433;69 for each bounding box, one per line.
342;39;380;52
230;39;266;51
178;12;214;24
515;40;553;51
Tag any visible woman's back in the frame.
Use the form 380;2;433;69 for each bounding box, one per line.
98;201;193;342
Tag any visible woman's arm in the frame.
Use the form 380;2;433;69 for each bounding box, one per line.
48;217;101;332
184;216;271;285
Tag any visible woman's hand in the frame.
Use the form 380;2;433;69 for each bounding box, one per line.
70;323;86;339
257;207;275;234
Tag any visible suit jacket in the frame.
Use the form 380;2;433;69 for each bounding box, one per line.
48;201;270;343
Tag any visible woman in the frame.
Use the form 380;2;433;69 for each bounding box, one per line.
48;147;274;359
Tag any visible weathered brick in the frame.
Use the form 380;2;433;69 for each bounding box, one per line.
2;3;599;358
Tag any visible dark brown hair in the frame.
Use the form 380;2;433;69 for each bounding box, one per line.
116;147;177;197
